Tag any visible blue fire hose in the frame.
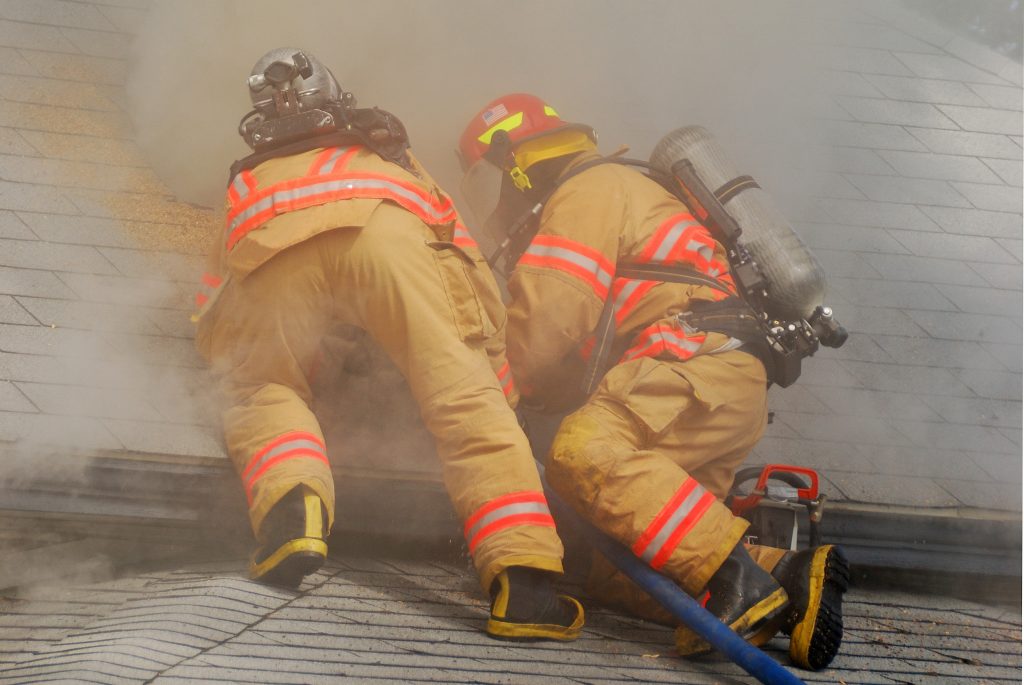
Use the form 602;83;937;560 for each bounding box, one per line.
538;470;806;685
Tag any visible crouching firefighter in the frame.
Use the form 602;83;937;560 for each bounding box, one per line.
192;53;583;641
457;93;848;669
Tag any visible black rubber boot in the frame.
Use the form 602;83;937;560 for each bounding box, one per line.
486;567;584;641
675;542;789;656
249;485;328;589
772;545;849;670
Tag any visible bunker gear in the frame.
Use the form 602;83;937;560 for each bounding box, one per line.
194;144;571;607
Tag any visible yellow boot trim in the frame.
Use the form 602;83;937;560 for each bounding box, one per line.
675;586;788;656
487;595;585;642
249;537;328;580
789;545;835;669
302;487;324;539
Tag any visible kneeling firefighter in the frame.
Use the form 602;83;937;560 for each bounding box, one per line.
193;54;583;641
457;93;848;669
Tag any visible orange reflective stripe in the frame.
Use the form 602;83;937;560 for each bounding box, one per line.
621;322;705;363
496;360;514;398
227;170;258;207
194;272;224;311
464;491;555;553
635;213;736;295
633;478;716;570
610;278;659;326
224;170;458;250
200;272;223;288
308;146;361;176
453;224;478;250
519;234;614;300
242;431;329;505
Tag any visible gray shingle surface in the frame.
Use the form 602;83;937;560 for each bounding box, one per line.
824;119;931;151
864;73;988;105
0;558;1019;684
907;126;1023;158
921;204;1022;237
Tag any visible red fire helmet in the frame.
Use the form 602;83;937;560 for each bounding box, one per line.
457;93;594;172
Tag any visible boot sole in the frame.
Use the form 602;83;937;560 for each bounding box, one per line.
486;595;585;642
250;538;327;589
676;586;789;656
789;545;849;671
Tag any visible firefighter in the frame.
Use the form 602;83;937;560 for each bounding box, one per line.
457;93;847;669
193;52;583;642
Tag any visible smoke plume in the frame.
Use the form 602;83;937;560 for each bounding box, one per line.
128;0;825;212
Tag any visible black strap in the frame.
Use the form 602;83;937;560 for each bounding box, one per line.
580;287;619;396
616;263;733;294
228;107;412;182
491;156;633;272
579;262;750;396
713;175;759;205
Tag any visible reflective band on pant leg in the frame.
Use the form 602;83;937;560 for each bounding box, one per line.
633;478;717;569
242;431;329;505
464;491;556;554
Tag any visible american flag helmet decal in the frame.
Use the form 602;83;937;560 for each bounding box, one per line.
481;102;508;126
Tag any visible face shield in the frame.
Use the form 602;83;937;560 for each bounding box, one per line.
459;156;505;229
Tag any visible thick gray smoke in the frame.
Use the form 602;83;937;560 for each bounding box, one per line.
125;0;831;516
128;0;824;212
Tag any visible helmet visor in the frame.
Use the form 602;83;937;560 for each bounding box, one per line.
459;158;505;226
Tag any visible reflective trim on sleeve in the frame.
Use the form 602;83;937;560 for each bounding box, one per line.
610;278;659;326
464;491;555;554
241;431;329;505
518;234;614;300
633;478;717;570
453;224;479;250
621;322;705;363
193;272;224;309
635;213;736;295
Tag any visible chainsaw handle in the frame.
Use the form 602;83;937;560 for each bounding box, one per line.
756;464;819;500
729;464;820;517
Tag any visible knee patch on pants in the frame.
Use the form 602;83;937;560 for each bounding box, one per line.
546;412;606;511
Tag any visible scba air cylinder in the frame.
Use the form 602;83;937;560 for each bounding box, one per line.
650;126;826;321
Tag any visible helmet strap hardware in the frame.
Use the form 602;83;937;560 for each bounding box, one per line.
483;129;513;167
272;88;301;117
509;165;532;191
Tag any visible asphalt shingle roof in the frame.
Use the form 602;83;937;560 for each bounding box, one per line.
1;556;1021;684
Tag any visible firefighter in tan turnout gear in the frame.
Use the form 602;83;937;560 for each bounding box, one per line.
458;93;847;669
193;51;583;642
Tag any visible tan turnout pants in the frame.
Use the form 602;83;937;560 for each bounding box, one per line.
203;202;564;590
546;350;770;606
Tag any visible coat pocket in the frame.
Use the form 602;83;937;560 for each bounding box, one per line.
431;242;504;342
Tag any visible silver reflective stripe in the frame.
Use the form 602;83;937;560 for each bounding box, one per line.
662;332;703;355
320;147;350;174
465;501;550;542
688;239;713;262
613;279;646;317
627;329;703;360
639;483;707;563
524;243;613;290
651;219;700;262
228;177;450;236
245;438;324;482
231;173;251;200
